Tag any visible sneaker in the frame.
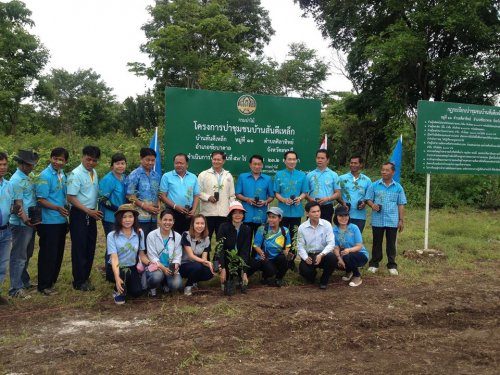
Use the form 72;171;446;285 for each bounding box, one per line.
75;281;95;292
389;268;399;276
148;288;157;297
162;285;170;294
367;267;378;273
39;288;58;296
24;282;37;290
342;272;353;281
0;295;9;305
184;286;193;296
192;283;198;289
113;291;126;305
349;277;362;287
10;289;31;299
319;284;327;290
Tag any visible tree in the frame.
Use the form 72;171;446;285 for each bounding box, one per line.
0;0;48;135
298;0;500;134
120;90;161;136
129;0;274;92
34;68;123;136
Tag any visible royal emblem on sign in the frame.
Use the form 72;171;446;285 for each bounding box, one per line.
237;95;257;115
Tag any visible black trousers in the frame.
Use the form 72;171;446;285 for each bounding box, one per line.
173;210;190;235
248;254;288;280
206;216;226;241
70;208;97;289
281;217;302;233
139;221;157;252
299;252;337;285
115;266;143;298
349;218;366;234
320;204;334;223
37;223;67;291
102;221;115;282
369;226;398;269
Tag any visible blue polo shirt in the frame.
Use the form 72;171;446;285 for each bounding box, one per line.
338;173;372;220
307;168;339;205
235;172;274;224
9;169;37;226
253;225;291;260
333;223;369;258
99;171;127;223
160;170;200;207
366;179;407;228
107;229;145;267
0;178;14;226
35;164;67;224
67;164;99;209
274;168;308;218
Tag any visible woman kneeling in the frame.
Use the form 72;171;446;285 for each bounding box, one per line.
333;206;369;287
107;204;145;304
142;209;182;296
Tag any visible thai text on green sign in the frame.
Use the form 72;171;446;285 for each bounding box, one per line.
164;88;321;175
415;101;500;175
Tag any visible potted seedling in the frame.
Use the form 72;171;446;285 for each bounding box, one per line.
225;249;248;296
28;204;42;224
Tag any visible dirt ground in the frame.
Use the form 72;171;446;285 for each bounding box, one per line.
1;266;498;375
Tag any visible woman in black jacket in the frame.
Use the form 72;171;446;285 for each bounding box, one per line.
216;201;252;295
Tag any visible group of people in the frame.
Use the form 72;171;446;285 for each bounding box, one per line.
0;146;406;304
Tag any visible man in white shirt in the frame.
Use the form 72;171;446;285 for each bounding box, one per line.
297;201;337;289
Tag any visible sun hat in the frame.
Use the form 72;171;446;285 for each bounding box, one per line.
228;201;246;214
114;203;139;217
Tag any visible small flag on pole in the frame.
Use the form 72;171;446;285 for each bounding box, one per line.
320;134;327;150
149;127;162;175
390;135;403;183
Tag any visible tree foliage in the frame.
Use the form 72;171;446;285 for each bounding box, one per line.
34;68;122;136
0;0;48;135
298;0;500;133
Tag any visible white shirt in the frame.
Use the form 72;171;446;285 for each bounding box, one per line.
297;218;335;260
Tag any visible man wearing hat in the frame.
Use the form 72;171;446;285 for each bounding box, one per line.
9;149;40;298
248;206;291;287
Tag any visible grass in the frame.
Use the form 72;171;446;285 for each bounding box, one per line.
0;208;498;308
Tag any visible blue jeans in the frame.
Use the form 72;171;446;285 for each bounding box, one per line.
0;227;12;288
146;269;182;292
9;225;35;295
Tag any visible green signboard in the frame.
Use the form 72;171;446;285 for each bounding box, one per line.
164;88;321;175
415;101;500;175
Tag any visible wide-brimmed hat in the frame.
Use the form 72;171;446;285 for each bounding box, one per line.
267;207;283;217
114;203;139;216
228;201;246;214
13;149;39;165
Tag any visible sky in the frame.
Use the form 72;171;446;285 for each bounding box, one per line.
22;0;352;101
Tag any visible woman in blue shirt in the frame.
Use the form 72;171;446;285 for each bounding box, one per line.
107;204;145;304
99;153;127;282
332;206;369;287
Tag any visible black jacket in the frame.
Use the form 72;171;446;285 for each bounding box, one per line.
216;222;252;268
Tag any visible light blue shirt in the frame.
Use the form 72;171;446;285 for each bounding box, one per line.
274;168;308;218
235;172;274;224
307;168;339;205
35;164;67;224
333;223;369;258
0;178;14;226
99;171;127;223
107;229;145;267
338;172;372;220
67;164;99;209
297;218;335;260
253;225;291;260
9;168;37;226
366;179;407;228
160;170;200;208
